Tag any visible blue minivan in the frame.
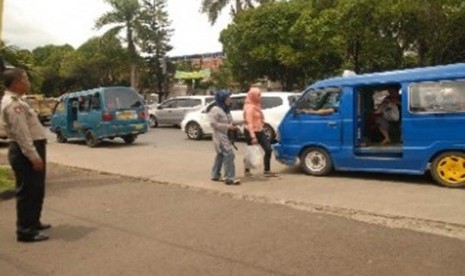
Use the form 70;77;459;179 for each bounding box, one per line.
274;63;465;188
50;86;148;147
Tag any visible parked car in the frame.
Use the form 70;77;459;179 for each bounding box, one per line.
181;92;300;141
148;95;214;128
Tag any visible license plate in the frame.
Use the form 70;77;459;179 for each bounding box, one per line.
116;111;137;120
133;124;144;130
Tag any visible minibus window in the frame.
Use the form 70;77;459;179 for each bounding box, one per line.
91;94;101;110
295;89;340;113
105;88;142;110
409;80;465;113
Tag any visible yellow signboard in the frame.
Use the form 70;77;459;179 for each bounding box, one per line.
174;69;211;79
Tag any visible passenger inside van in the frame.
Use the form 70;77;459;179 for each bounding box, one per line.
372;88;400;145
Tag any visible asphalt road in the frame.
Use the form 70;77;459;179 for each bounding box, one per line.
1;159;464;276
18;126;464;241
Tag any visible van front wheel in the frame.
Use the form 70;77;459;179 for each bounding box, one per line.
56;131;67;143
300;147;333;176
431;151;465;188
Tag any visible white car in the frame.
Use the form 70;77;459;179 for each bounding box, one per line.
148;95;214;128
181;92;300;141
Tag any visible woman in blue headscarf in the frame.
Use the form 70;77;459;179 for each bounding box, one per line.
208;90;240;185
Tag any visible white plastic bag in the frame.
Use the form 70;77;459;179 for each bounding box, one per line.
245;145;262;169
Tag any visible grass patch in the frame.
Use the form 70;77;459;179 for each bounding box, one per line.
0;166;15;192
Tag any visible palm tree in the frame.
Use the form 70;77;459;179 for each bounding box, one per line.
95;0;142;88
201;0;276;25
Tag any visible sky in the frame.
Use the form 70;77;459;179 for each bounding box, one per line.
2;0;232;57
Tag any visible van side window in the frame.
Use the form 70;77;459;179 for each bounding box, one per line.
160;99;176;109
186;98;202;107
78;96;91;112
409;80;465;113
262;97;283;109
91;94;101;110
230;97;245;111
296;89;341;113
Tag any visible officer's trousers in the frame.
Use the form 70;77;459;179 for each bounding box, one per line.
8;140;46;232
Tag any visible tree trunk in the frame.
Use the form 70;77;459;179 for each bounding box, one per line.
130;64;137;89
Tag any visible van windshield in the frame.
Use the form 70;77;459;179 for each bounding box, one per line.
104;87;143;110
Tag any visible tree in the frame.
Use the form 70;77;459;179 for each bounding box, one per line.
60;36;129;92
32;44;74;96
220;1;342;90
95;0;143;88
0;42;38;93
201;0;277;25
138;0;173;100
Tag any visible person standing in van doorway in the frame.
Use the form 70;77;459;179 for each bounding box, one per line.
243;86;279;177
209;90;241;185
1;68;50;243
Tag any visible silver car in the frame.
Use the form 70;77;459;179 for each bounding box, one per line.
149;95;214;127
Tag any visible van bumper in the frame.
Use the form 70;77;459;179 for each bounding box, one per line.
100;122;148;138
273;143;297;166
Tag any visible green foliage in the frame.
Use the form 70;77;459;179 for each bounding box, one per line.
32;44;75;96
138;0;173;99
221;0;465;90
2;0;465;95
60;36;130;91
201;0;278;25
0;166;15;193
95;0;143;87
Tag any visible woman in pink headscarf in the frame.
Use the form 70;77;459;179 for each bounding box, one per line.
243;86;279;177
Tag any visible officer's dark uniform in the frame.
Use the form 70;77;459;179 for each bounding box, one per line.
1;90;47;239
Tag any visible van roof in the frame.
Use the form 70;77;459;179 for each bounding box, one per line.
308;63;465;89
61;86;135;99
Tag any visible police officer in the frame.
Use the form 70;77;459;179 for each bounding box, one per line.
1;68;50;242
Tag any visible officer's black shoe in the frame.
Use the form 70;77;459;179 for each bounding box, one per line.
35;223;52;230
17;232;49;243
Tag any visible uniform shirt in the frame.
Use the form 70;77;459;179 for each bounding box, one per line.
1;90;47;161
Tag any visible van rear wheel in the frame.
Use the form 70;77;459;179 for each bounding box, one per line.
300;147;333;176
85;131;100;148
123;134;136;144
431;151;465;188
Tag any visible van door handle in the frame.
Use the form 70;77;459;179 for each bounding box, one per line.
327;121;337;127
